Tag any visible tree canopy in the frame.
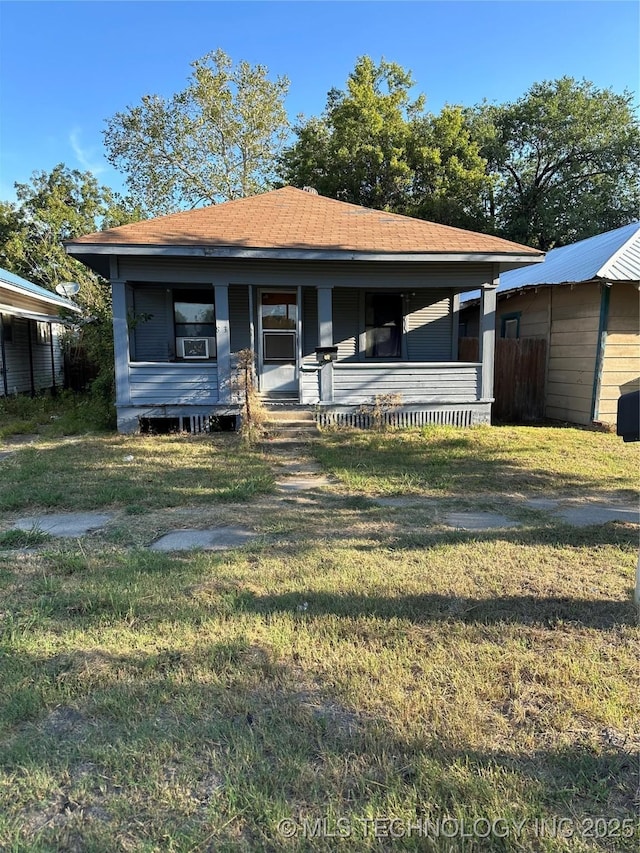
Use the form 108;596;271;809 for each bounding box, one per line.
103;49;291;215
1;163;139;307
279;56;496;225
472;77;640;249
281;56;423;210
279;60;640;249
0;164;143;405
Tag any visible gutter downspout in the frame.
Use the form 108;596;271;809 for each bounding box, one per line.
591;282;611;423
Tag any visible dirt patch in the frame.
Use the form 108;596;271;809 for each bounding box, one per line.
41;706;92;739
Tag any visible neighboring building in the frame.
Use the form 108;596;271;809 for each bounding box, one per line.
459;223;640;427
65;187;542;433
0;268;81;397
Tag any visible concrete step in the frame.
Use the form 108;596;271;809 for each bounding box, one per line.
264;419;317;429
264;430;319;442
261;407;316;422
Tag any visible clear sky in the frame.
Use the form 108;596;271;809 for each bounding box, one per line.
1;0;638;201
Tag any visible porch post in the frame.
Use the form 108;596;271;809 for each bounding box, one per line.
214;284;231;403
317;286;334;402
479;272;498;402
111;280;131;406
0;314;8;397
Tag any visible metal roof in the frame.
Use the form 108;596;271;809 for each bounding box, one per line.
460;222;640;303
0;267;81;312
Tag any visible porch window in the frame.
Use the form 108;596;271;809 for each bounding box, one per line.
174;292;216;359
365;293;402;358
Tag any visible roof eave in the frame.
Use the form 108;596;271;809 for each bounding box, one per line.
66;243;543;265
0;279;82;313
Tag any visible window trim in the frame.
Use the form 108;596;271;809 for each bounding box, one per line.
172;290;216;361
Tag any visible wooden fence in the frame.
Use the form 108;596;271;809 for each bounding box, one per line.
459;337;547;423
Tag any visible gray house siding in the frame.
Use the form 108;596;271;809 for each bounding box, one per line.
229;285;251;352
406;290;451;361
110;257;495;431
333;288;359;361
0;316;64;396
131;286;171;362
116;257;493;292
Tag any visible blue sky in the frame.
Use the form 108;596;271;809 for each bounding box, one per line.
1;0;638;201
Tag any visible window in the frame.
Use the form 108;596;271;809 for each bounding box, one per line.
36;321;52;345
365;293;402;358
261;292;297;330
174;292;216;359
500;312;521;340
0;315;12;343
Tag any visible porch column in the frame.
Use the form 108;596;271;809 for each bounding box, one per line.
0;314;8;397
214;283;231;403
317;286;334;402
479;275;498;402
112;280;131;406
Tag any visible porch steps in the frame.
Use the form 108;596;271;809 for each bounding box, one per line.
261;406;319;443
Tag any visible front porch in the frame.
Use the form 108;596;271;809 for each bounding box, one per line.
112;274;498;433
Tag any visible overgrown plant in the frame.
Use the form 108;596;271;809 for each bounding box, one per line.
233;349;267;443
359;393;403;431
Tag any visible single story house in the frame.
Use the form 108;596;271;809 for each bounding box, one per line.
459;223;640;428
65;186;542;433
0;267;80;397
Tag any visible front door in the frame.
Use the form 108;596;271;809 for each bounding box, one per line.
259;290;298;397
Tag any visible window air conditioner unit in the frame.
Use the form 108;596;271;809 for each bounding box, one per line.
178;337;209;359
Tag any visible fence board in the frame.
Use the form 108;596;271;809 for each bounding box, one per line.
459;337;546;422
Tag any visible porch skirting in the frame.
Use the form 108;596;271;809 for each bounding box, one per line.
115;400;491;433
314;402;491;429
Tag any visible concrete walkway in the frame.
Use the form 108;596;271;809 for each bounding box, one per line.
5;434;638;551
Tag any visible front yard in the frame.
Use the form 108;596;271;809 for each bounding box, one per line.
0;413;638;851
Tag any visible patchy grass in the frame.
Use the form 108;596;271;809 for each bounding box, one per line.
0;426;638;851
0;391;112;440
313;424;640;500
0;434;274;512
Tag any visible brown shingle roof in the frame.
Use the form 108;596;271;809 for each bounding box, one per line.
69;186;540;256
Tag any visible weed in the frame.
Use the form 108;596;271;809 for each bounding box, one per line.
0;528;51;549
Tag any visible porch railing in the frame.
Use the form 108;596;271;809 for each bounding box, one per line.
331;362;481;404
128;362;219;406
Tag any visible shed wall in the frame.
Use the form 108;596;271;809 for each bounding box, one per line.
545;283;600;425
597;282;640;424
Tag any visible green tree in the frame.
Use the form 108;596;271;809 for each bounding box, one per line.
0;164;142;413
280;56;422;210
279;57;493;227
2;164;138;299
473;77;640;249
103;49;290;214
407;106;493;231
